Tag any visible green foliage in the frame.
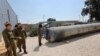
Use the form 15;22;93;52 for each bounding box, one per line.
47;18;56;22
30;28;38;36
81;0;100;22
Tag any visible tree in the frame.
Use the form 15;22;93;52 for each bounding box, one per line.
81;0;100;22
47;18;56;22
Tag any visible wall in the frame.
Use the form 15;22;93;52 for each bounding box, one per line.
0;0;18;41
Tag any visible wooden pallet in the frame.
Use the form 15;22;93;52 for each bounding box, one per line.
0;42;7;56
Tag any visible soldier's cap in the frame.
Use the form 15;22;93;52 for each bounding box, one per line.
5;22;12;27
17;23;21;25
15;23;21;27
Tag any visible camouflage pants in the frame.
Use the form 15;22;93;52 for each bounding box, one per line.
6;47;13;56
6;42;17;56
38;36;42;45
17;39;26;52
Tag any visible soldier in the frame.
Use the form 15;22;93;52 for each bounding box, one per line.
22;26;27;39
13;24;18;38
12;24;19;51
38;23;43;46
2;22;17;56
15;24;28;54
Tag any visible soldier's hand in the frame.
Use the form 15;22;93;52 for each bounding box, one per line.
18;37;22;39
25;37;27;39
7;47;10;51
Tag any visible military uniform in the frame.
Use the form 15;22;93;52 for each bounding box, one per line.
14;28;27;53
38;24;43;46
2;29;17;56
13;28;18;38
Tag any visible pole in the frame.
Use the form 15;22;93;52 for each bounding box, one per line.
7;9;10;22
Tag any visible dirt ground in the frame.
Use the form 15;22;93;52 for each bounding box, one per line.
17;32;100;56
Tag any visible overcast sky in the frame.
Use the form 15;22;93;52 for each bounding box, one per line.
8;0;88;24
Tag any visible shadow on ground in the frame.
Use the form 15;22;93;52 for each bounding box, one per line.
33;46;40;51
45;31;100;48
17;53;24;56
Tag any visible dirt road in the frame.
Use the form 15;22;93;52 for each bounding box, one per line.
18;32;100;56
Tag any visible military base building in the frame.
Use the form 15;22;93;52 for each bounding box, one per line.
0;0;18;41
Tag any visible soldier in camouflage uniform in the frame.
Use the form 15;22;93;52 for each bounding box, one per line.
14;24;27;54
2;22;17;56
38;23;43;46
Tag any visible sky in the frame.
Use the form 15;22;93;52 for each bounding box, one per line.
8;0;87;24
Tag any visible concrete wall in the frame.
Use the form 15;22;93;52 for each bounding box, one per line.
0;0;18;41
